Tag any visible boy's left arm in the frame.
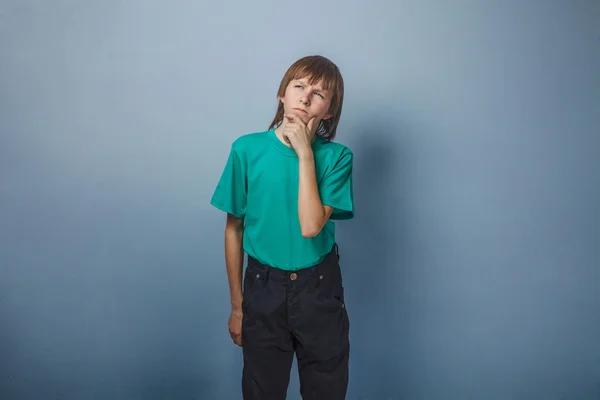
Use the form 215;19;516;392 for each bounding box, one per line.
298;151;333;237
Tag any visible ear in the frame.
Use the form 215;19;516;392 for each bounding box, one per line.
322;112;333;120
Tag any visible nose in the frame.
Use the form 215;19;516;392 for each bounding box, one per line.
299;94;309;105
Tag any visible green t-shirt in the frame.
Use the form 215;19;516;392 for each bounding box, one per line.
210;128;354;270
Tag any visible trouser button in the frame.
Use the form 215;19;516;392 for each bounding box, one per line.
290;273;297;281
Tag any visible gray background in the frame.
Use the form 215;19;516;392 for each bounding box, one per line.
1;1;599;399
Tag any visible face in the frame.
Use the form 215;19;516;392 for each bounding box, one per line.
279;77;333;125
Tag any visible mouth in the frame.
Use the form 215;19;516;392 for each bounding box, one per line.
293;108;308;114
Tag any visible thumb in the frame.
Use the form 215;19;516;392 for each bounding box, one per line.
307;116;320;134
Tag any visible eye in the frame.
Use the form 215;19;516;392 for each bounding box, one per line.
314;92;324;99
295;85;304;89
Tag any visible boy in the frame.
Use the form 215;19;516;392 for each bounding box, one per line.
210;55;354;399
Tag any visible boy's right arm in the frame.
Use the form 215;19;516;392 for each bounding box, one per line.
224;213;244;346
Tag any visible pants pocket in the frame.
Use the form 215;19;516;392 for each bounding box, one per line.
242;265;264;312
316;263;346;311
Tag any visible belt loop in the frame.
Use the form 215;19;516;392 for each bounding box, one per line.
334;243;340;261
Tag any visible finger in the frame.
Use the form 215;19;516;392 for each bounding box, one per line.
279;115;289;131
282;125;296;137
283;114;294;125
284;113;305;126
307;116;320;134
282;123;297;132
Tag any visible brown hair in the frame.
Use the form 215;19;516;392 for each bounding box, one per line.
268;55;344;142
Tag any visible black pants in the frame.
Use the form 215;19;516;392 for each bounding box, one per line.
241;244;350;400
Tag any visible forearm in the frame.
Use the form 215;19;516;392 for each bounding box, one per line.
298;151;326;237
224;219;244;311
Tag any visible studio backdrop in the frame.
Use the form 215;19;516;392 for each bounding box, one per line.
1;1;599;399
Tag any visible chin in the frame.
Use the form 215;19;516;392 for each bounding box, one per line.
296;112;311;121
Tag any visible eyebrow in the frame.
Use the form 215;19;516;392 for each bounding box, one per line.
295;79;328;93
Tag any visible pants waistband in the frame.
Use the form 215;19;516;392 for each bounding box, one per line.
247;244;339;281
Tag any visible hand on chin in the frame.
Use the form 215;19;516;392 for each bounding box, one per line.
291;109;310;123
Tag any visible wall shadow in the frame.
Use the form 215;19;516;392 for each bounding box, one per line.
341;116;413;399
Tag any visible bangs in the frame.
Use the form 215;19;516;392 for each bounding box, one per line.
288;60;341;92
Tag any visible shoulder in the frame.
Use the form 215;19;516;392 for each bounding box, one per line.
228;130;270;158
317;139;354;164
232;130;269;149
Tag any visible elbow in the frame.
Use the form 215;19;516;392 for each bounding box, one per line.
301;229;319;238
299;209;329;238
301;223;322;238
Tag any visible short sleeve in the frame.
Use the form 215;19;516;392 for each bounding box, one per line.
210;145;247;219
320;148;354;220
